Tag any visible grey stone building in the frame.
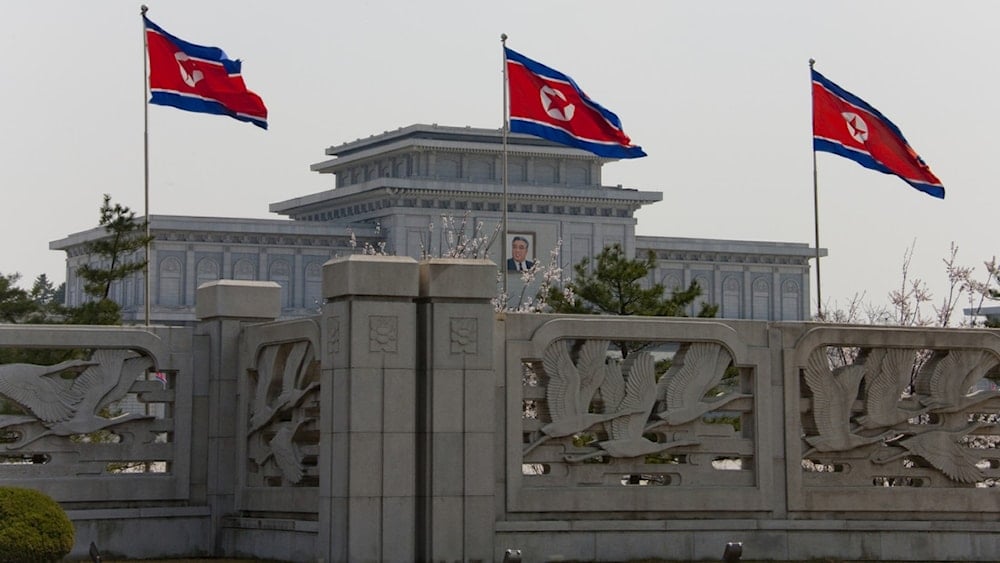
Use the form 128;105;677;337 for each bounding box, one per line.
51;123;819;324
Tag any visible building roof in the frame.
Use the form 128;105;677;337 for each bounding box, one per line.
637;235;826;260
48;214;378;252
310;123;604;174
272;123;661;219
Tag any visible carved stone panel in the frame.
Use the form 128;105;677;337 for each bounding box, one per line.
450;317;477;355
788;326;1000;513
511;317;766;514
369;316;398;353
245;339;320;488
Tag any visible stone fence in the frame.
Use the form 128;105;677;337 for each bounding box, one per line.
1;256;999;562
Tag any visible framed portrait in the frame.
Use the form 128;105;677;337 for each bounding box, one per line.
506;232;535;273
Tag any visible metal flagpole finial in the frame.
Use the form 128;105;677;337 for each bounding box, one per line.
141;4;148;15
809;58;815;68
501;33;507;44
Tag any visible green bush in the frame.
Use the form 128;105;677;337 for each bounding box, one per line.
0;487;74;562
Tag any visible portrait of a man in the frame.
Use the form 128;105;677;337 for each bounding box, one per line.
507;234;534;272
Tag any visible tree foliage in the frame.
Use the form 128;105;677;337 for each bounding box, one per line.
0;273;36;324
0;487;75;562
0;273;82;365
546;243;717;317
76;194;152;302
544;243;717;356
63;299;122;326
29;274;60;308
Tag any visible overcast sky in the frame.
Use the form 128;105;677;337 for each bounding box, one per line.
2;1;996;320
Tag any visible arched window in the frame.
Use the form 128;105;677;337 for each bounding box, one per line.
663;274;682;294
268;259;291;308
196;258;220;290
752;278;770;320
233;258;256;281
158;256;183;307
722;276;741;318
304;262;323;310
693;275;711;315
781;279;802;321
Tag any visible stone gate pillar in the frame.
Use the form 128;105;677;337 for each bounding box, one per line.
319;255;420;563
416;258;498;562
194;280;282;555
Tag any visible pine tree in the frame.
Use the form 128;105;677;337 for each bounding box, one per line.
29;273;57;307
74;195;153;324
0;272;37;324
545;243;717;357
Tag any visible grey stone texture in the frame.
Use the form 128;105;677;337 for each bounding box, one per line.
195;279;282;320
320;256;420;562
9;251;1000;561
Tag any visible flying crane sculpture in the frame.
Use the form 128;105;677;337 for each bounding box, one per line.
523;339;630;456
0;350;154;449
565;352;697;463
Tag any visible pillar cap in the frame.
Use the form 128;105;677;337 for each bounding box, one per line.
419;258;497;299
196;280;281;321
323;254;419;300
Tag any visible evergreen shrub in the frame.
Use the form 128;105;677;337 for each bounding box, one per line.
0;487;74;562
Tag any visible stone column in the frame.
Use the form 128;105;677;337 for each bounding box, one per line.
416;258;497;562
293;251;304;309
194;280;281;554
148;246;157;311
185;245;197;306
319;255;420;563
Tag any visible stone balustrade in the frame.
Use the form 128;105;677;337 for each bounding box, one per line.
1;256;999;561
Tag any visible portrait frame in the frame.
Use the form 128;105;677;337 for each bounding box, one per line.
506;232;536;273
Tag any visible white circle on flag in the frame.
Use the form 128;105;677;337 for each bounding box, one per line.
174;52;204;88
540;86;575;121
841;112;868;143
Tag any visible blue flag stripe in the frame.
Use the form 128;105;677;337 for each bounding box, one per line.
511;120;646;159
150;91;267;130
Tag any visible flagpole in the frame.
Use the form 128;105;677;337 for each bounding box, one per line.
809;58;823;320
501;33;509;297
141;5;151;326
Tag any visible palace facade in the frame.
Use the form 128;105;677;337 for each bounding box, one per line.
51;124;820;324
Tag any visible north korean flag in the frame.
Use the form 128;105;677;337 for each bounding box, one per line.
812;69;943;199
144;16;268;130
505;48;645;159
